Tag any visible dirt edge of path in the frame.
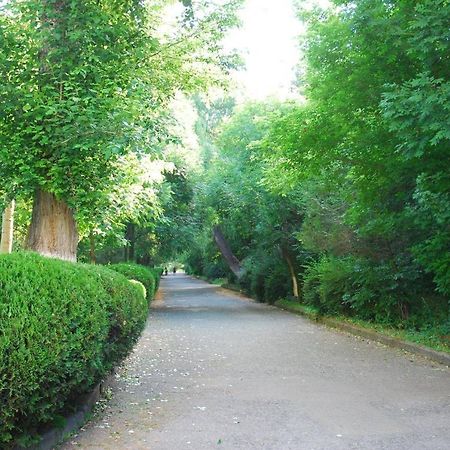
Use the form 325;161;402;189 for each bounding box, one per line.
281;303;449;367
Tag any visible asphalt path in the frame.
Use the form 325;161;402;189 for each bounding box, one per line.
63;273;450;450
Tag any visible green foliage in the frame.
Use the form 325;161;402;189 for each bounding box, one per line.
108;263;160;300
151;267;164;291
1;0;157;206
264;264;292;304
153;166;197;264
303;255;448;328
303;256;355;316
238;255;291;304
204;258;230;281
184;243;207;276
129;279;147;301
0;0;243;257
182;0;450;335
0;252;149;446
242;0;450;331
183;100;301;305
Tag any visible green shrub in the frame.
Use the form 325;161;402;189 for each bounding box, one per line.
108;263;160;300
204;260;229;281
129;279;147;300
0;252;149;447
149;267;163;291
264;264;291;304
183;246;205;276
238;256;290;303
303;256;355;315
302;255;449;326
303;256;403;319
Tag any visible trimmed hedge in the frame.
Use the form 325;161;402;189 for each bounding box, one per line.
0;253;149;447
129;279;147;300
152;267;163;291
108;263;161;300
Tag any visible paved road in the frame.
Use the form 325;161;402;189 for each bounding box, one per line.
63;274;450;450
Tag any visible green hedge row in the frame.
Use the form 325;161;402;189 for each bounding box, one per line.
303;255;449;329
108;263;162;300
0;253;151;447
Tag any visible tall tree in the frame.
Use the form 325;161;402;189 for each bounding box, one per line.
0;0;242;261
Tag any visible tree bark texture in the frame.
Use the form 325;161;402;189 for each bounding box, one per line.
0;200;15;254
280;245;299;298
213;226;243;278
26;189;78;262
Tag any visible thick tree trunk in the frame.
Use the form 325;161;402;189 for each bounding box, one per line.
285;253;299;298
0;200;15;254
26;189;78;262
213;225;243;278
280;245;299;298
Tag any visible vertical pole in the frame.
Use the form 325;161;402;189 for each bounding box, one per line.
0;200;15;254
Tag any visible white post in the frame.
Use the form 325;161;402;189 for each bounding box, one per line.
0;200;15;254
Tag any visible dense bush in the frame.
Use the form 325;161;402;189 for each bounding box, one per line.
151;267;163;291
108;263;160;300
263;263;291;304
0;252;149;447
129;279;147;300
303;255;449;327
303;256;355;315
183;245;206;276
238;256;291;304
204;258;230;281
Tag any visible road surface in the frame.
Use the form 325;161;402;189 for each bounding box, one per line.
63;273;450;450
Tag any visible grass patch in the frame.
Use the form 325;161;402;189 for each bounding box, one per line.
211;277;227;285
275;299;320;319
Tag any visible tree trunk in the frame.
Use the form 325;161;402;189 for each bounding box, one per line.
213;225;243;278
0;200;15;254
89;230;96;264
26;189;78;262
280;245;299;298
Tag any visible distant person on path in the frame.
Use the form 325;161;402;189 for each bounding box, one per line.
164;267;168;276
173;267;177;274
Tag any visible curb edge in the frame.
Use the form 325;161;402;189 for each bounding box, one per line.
24;373;115;450
275;302;450;367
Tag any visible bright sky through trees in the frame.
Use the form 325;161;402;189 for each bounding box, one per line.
0;0;325;100
224;0;301;100
224;0;329;100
